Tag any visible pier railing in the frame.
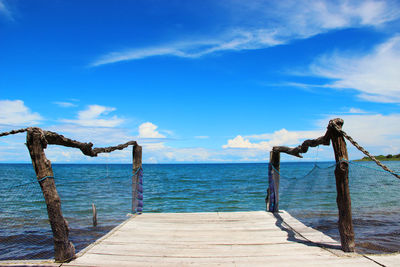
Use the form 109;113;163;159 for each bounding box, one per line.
266;118;400;252
2;120;398;260
0;128;142;262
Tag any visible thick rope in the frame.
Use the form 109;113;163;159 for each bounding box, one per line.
0;128;29;137
133;166;142;176
38;176;55;183
330;121;400;180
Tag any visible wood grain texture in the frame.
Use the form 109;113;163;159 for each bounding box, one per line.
22;127;139;262
273;132;331;158
63;211;389;267
329;118;355;252
26;128;76;262
132;145;142;213
42;128;137;157
92;204;97;227
267;151;280;212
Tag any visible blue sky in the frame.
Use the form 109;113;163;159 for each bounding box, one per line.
1;0;400;163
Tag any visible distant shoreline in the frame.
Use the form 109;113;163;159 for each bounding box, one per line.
355;154;400;161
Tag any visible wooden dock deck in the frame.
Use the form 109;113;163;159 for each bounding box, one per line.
58;211;398;266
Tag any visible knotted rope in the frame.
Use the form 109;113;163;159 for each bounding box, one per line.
0;128;29;137
330;121;400;180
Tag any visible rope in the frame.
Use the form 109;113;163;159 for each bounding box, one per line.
1;179;37;191
0;128;28;137
330;122;400;180
133;166;142;176
133;167;143;214
270;162;337;180
38;176;54;183
0;176;54;191
347;160;400;176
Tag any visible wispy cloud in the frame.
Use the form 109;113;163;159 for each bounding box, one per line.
347;108;369;114
53;101;78;108
309;36;400;103
0;100;43;126
0;0;13;20
61;105;124;127
91;0;400;66
90;30;283;66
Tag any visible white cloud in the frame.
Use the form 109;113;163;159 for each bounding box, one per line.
244;130;323;141
139;144;232;163
35;123;138;162
163;147;212;162
137;122;168;158
61;105;124;127
91;0;400;66
48;124;133;145
43;121;169;162
223;129;323;150
141;142;166;150
43;144;135;163
138;122;166;138
46;113;400;163
319;113;400;148
0;100;43;126
223;135;261;149
221;113;400;161
310;36;400;103
53;101;77;108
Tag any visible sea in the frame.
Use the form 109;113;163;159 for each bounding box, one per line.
0;162;399;260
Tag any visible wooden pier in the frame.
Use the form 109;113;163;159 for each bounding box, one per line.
58;211;397;267
1;122;399;266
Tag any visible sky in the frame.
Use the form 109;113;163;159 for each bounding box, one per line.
1;0;400;163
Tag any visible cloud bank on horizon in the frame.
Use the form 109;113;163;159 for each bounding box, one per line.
2;99;400;163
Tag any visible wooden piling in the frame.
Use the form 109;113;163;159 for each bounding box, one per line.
132;145;142;213
92;204;97;227
1;127;139;261
329;118;355;252
267;150;280;212
26;128;75;262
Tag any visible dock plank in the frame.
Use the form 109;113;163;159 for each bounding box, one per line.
62;211;395;266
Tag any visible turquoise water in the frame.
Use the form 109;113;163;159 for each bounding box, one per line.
0;162;399;260
278;161;400;254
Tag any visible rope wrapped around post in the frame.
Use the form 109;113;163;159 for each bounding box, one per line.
329;120;400;180
132;145;143;214
135;167;143;214
0;128;29;137
266;151;280;212
268;118;356;252
1;126;140;262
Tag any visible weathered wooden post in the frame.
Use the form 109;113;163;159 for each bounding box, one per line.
1;127;138;261
329;118;355;252
26;128;75;262
132;145;143;214
92;203;97;227
266;150;280;212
